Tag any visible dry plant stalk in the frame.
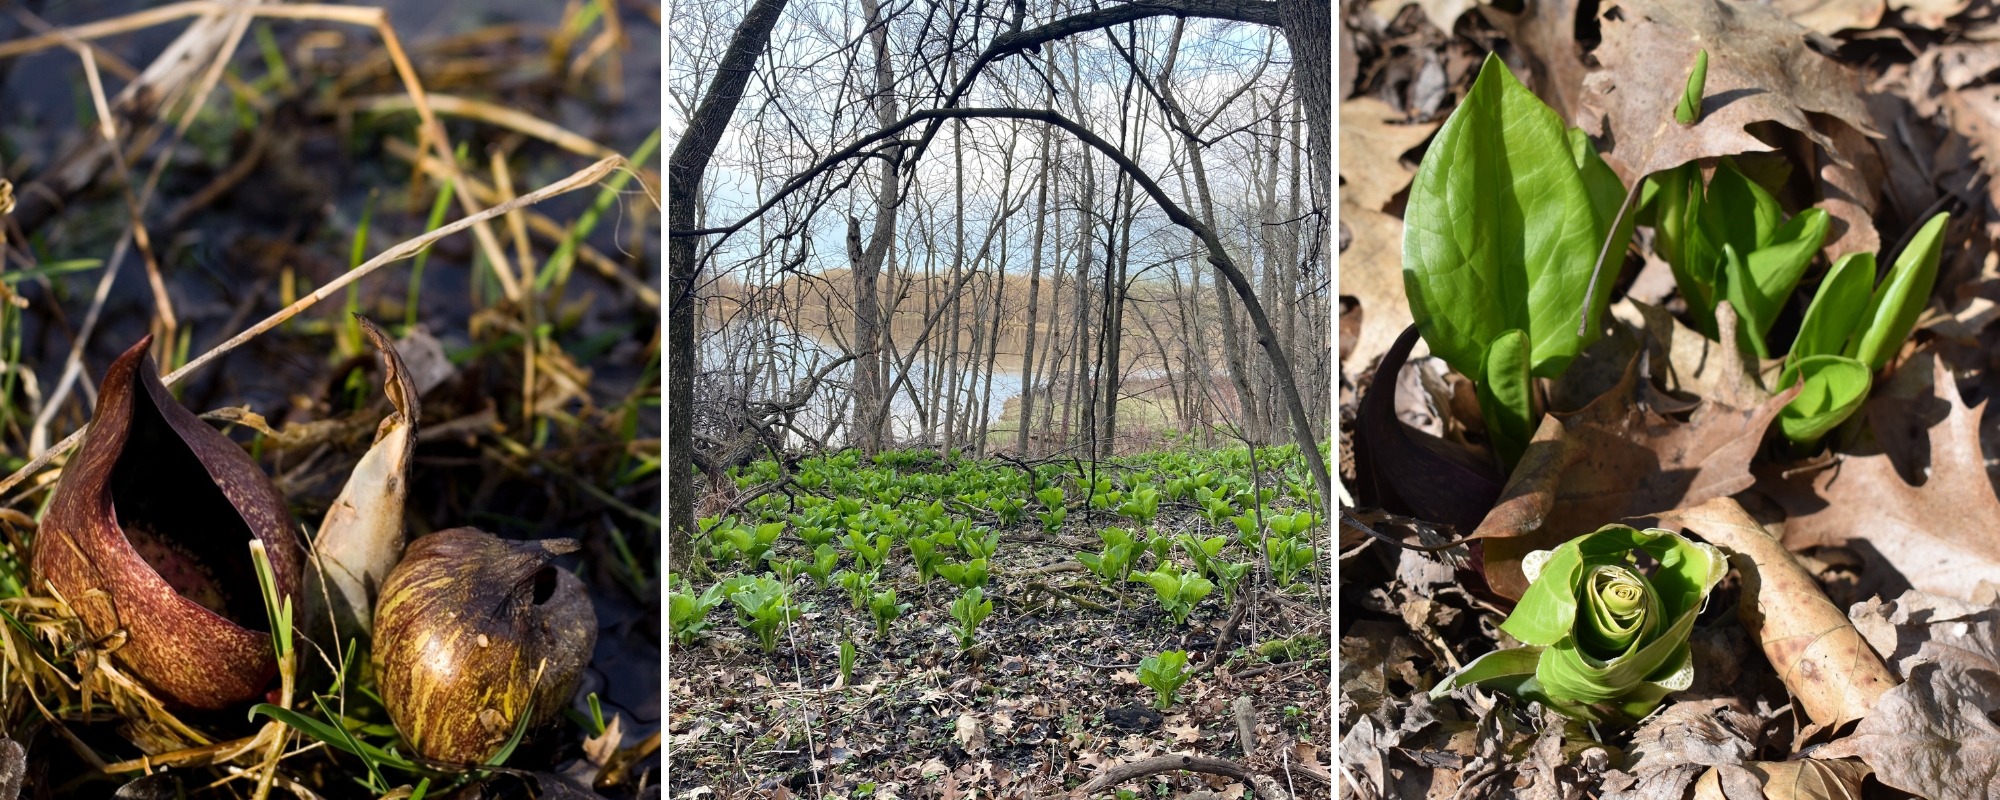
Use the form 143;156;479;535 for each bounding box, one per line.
1659;496;1897;730
0;154;622;503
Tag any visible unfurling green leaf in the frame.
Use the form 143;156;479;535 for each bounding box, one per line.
1476;329;1536;471
1848;212;1949;370
1777;355;1871;444
1402;53;1621;384
1433;525;1727;722
1789;251;1876;362
1137;650;1191;709
1719;208;1830;358
1676;49;1708;125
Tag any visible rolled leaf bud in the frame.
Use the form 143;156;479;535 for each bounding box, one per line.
1431;524;1726;722
305;316;419;640
372;528;596;764
32;337;304;709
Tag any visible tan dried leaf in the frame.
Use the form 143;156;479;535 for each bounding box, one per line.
1480;0;1592;125
1764;355;2000;602
1340;98;1438;214
1471;349;1792;599
1622;699;1760;774
1770;0;1884;35
1659;497;1897;730
1583;0;1876;182
1847;589;2000;714
1818;661;2000;800
955;713;987;752
1691;760;1872;800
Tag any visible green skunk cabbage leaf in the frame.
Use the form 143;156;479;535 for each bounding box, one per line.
1848;212;1948;370
1790;251;1875;362
1477;329;1536;471
1403;53;1614;381
1570;128;1641;325
1676;49;1708;125
1651;164;1718;336
1700;156;1783;260
1777;355;1871;444
1435;525;1727;722
1719;208;1830;358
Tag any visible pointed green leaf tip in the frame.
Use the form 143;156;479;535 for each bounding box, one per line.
1677;50;1709;125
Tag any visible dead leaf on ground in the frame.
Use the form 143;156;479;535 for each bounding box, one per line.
1480;0;1591;126
955;713;986;753
1581;0;1877;182
1340;97;1439;213
1762;354;2000;602
1772;0;1885;35
1612;299;1777;413
1848;589;2000;714
1814;115;1885;260
1691;759;1872;800
1470;347;1793;599
1338;202;1417;387
1621;698;1762;774
1893;0;1971;29
1818;661;2000;800
1658;497;1898;731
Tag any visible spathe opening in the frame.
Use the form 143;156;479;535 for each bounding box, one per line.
531;566;557;605
109;380;267;631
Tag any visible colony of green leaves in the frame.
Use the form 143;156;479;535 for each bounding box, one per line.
667;445;1324;708
1399;52;1951;721
1404;53;1949;463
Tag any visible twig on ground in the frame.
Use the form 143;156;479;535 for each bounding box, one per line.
1070;753;1262;797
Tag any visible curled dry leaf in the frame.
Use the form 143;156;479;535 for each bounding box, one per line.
1817;662;2000;800
1582;0;1876;182
1763;355;2000;602
1691;760;1872;800
1470;347;1792;599
307;316;420;640
1657;497;1897;731
1848;589;2000;714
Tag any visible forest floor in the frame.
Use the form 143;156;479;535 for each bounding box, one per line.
667;446;1333;799
0;1;660;797
1342;1;2000;798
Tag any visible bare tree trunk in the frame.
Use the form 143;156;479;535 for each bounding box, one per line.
1016;114;1052;456
1258;89;1286;440
667;0;789;571
942;117;966;456
848;0;901;456
976;218;1008;457
1074;144;1098;455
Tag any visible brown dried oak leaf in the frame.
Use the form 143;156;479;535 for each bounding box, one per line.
1849;589;2000;715
1470;349;1793;599
1581;0;1876;182
1659;497;1897;731
1763;355;2000;603
1691;760;1872;800
1818;661;2000;800
1339;98;1437;214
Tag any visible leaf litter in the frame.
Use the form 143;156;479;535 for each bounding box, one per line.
1341;0;2000;794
